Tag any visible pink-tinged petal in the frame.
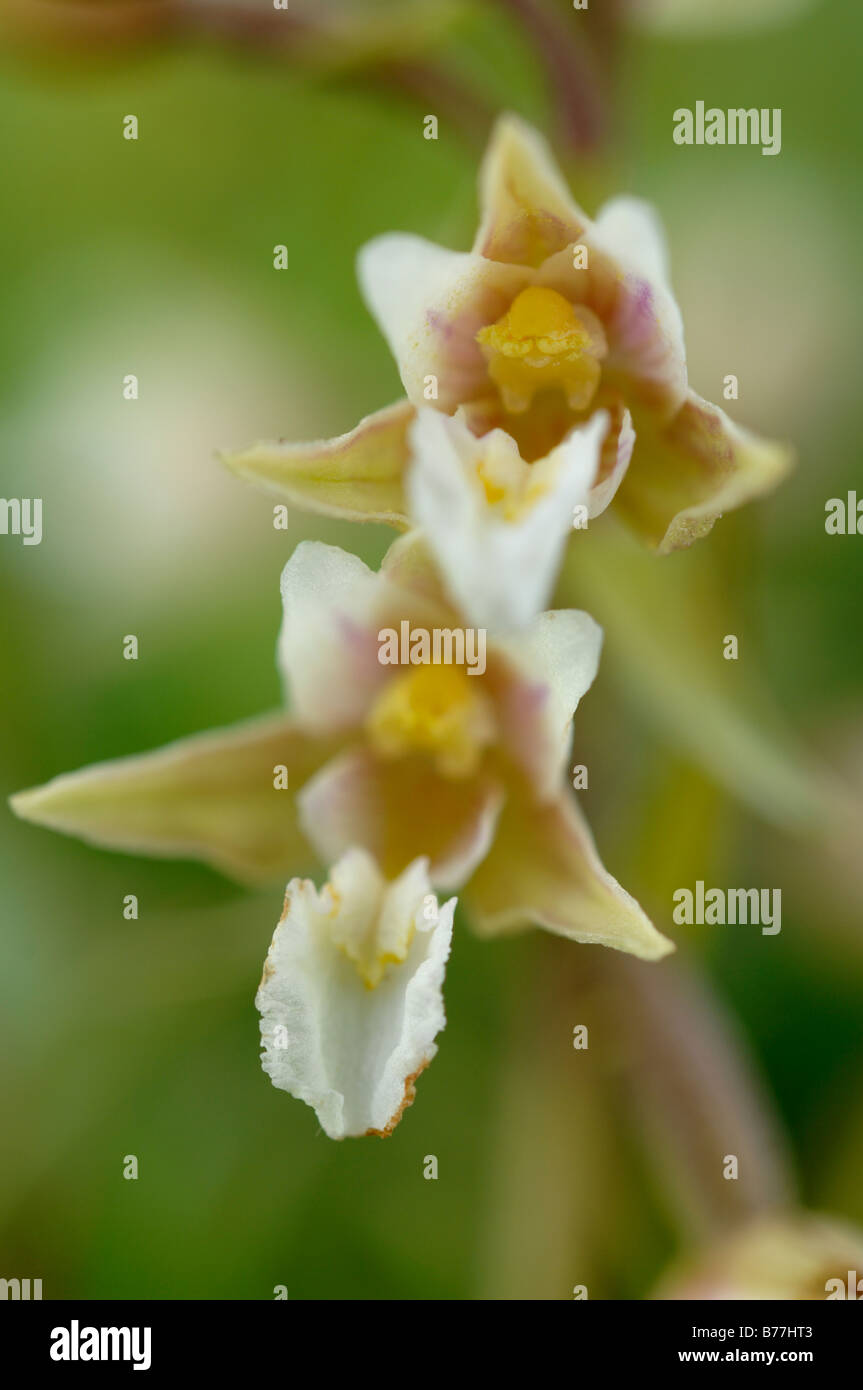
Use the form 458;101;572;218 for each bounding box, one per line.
278;540;450;736
592;196;675;298
588;397;635;517
601;267;687;416
616;390;794;553
490;609;603;798
466;789;674;960
540;222;687;420
298;747;504;890
357;232;526;410
473;113;588;267
9;715;339;884
588;197;685;415
278;542;390;731
278;538;459;743
220;401;414;526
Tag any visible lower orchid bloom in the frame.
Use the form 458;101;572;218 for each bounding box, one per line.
223;112;792;592
9;534;671;961
257;849;454;1139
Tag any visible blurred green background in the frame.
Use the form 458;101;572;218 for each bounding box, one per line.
1;0;862;1299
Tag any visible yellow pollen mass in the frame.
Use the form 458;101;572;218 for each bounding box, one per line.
322;878;416;990
476;455;551;522
334;915;415;991
476;286;607;415
476;460;507;507
367;662;493;779
506;285;581;341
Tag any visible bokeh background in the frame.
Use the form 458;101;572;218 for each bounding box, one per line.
1;0;862;1299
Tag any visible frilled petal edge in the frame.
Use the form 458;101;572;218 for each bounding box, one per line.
257;850;455;1139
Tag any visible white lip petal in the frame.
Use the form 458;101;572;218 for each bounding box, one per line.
407;408;608;632
256;850;455;1139
404;409;488;615
526;407;611;557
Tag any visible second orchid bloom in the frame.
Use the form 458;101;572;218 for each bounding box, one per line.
12;536;669;961
11;538;671;1135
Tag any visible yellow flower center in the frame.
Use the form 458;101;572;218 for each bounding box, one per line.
476;455;551;522
476;286;607;416
367;662;494;778
326;886;416;991
476;461;507;507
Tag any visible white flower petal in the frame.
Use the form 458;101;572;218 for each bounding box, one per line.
495;609;604;797
278;542;386;731
357;231;525;409
256;850;455;1139
407;408;609;631
586;197;687;414
591;196;674;295
277;539;449;733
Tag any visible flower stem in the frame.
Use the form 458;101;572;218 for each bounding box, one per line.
479;934;795;1297
598;948;796;1240
498;0;619;154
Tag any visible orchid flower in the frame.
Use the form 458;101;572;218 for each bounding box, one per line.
9;534;671;961
257;849;454;1139
224;113;792;586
